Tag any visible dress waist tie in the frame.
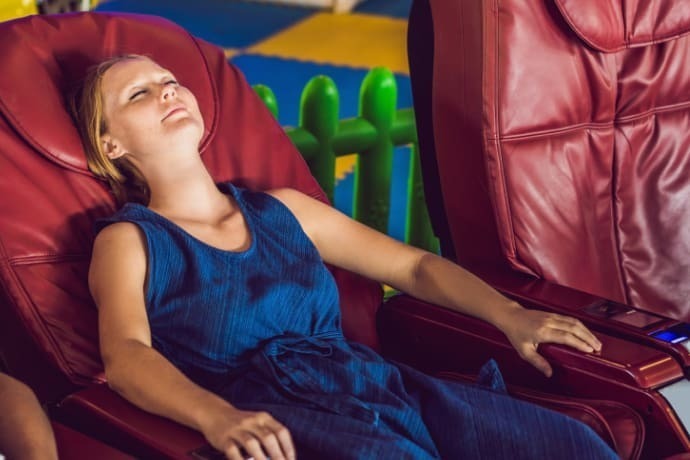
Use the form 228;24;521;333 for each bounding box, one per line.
251;331;380;425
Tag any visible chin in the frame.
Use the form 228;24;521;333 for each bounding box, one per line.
166;122;204;147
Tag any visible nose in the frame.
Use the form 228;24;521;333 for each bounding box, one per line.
161;84;176;101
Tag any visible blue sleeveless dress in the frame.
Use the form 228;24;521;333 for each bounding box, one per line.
98;182;616;460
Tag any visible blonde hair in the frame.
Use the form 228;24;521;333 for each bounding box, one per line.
71;54;150;206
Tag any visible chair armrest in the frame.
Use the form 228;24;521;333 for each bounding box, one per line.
54;383;214;460
378;294;690;456
472;265;690;368
53;421;134;460
379;293;681;389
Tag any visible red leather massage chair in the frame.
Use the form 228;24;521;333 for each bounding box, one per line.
0;11;659;460
0;11;374;459
390;0;690;458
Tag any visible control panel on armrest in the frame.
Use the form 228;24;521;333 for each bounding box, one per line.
585;300;669;329
470;266;690;370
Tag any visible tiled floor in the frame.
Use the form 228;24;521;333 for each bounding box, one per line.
94;0;414;240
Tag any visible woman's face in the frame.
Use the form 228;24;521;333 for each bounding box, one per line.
99;56;204;162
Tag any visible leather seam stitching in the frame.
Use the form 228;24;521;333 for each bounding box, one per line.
8;253;88;266
489;0;519;265
489;101;690;142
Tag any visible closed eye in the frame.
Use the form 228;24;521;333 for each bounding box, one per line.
129;89;146;100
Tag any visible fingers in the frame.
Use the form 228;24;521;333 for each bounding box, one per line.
239;435;269;460
520;312;605;377
250;425;287;460
521;346;553;378
221;442;246;460
534;326;586;352
265;418;296;460
546;315;602;352
511;309;604;377
253;426;281;460
222;433;270;460
221;413;295;460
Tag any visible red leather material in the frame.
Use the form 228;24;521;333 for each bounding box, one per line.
436;371;645;460
505;389;645;460
0;13;215;172
379;294;690;458
555;0;690;52
382;295;683;389
469;264;690;368
0;12;382;400
53;422;134;460
59;384;207;459
418;0;690;320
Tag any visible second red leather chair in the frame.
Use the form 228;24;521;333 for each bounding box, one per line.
399;0;690;458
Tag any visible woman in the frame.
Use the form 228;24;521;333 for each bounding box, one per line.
75;54;617;460
0;372;58;460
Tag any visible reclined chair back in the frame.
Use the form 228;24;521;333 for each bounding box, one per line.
0;12;382;402
409;0;690;321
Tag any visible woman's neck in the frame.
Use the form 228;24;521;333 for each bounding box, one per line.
143;155;233;222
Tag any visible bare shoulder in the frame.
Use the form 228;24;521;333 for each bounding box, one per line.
265;187;330;215
90;222;147;297
265;187;331;236
92;221;147;260
91;221;147;267
265;187;312;208
94;221;144;246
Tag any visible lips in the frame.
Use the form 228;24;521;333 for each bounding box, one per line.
162;105;187;122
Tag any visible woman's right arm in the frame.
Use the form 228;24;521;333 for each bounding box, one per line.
89;223;295;460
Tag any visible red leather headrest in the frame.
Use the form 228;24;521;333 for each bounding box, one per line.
0;12;216;172
555;0;690;52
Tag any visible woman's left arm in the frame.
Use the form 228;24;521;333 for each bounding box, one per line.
270;188;601;377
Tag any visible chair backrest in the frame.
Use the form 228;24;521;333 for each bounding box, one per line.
409;0;690;321
0;12;382;402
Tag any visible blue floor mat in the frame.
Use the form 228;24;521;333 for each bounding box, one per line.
355;0;412;19
96;0;316;48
